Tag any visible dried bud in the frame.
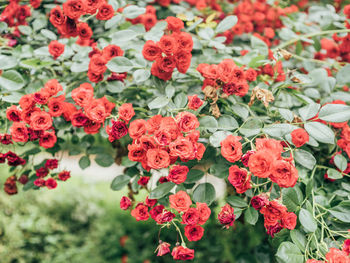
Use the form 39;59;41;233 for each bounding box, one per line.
249;86;274;107
279;49;292;60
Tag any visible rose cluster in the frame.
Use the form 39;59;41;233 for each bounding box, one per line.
197;59;256;97
87;43;124;83
184;0;222;11
49;0;115;40
315;32;350;64
306;245;350;263
126;111;204;171
120;190;211;260
33;159;71;190
142;17;193;81
251;195;297;237
0;151;26;167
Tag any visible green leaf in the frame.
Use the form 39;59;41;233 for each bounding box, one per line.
95;153;114;167
23;175;37;191
215;15;238;33
121;156;137;167
334;154;347;172
18;25;32;35
251;35;268;56
329;201;350;223
106;81;125;93
209;131;232;147
299;208;317;232
111;29;139;43
336;64;350;85
79;156;91;170
0;55;17;70
226;196;248;208
192;183;216;205
184;169;204;184
149;182;175;199
245;207;259;225
122;5;146;19
290;230;306;252
133;69;150;83
279;108;294;122
107;57;134;73
327;168;343;180
318;104;350;123
110;174;131;191
217;115;238;130
294;149;316;170
298;103;320;121
40;29;56;40
0;70;25;90
174;92;187;108
304;122;334;144
240;118;262;137
199;116;218;133
282;187;303;212
263;124;295;138
275;242;303;263
148;96;169;109
2;92;23;103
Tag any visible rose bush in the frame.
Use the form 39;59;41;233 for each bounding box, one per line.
1;0;350;262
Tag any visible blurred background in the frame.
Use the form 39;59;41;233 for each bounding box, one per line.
0;161;276;263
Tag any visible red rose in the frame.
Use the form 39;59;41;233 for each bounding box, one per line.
228;165;251;194
48;95;65;117
184;225;204;242
169;190;192;213
181;207;199;225
171;246;195;260
156;56;176;73
187;95;203;111
89;54;107;75
6;105;21;122
159;35;178;55
169;138;195;161
96;3;114;20
255;138;284;159
49;6;66;27
175;32;193;52
106;120;128;142
260;200;287;226
77;22;93;40
154;129;172;146
175;50;192;73
196;202;211;225
140;135;157;151
150;205;164;220
58;171;71;181
220;135;242;163
241;150;255;167
156;242;171;257
60;18;78;38
251;194;269;210
71;83;94;107
34;90;50;105
48;40;65;59
10;122;28;142
151;61;173;80
245;68;257;81
39;131;57;148
87;71;104;83
102;45;124;61
34;178;46;187
85;0;103;14
118;103;135;124
142;40;161;61
141;13;157;31
62;0;85;20
45;159;58;169
266;222;283;237
85;100;107;123
62;102;78;121
19;94;35;110
129;119;147;139
343;239;350;255
281;212;297;230
146;114;162;134
325;248;349;263
160;117;180;140
218;204;235;229
30;111;52;131
120;196;132;210
175;112;199;133
137;176;150;186
127;144;145;162
45;178;57;190
71;111;88;127
156;210;176;224
270;160;298;188
145;196;157;207
146;148;170;169
168;165;189;184
36;167;49;178
166;16;184;32
131;203;149;221
248;149;275;178
1;134;12;145
4;176;17;195
43;79;63;96
291;128;309;147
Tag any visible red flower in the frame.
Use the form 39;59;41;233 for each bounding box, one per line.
58;171;71;181
142;40;161;61
251;194;269;210
96;3;114;20
166;16;184;32
156;241;171;257
4;176;17;195
175;112;199;133
62;0;85;20
45;178;57;189
182;207;200;225
325;248;349;263
168;165;189;184
260;200;287;226
49;6;66;27
131;203;149;221
281;212;297;230
118;103;135;124
171;246;195;260
48;40;65;59
228;165;251;194
102;45;124;60
120;196;132;210
270;160;298;188
6;105;21;122
39;131;57;148
146;148;170;169
218;204;235;229
187;95;203;111
169;190;192;213
291;128;309;147
45;159;58;170
196;202;211;225
184;225;204;241
34;178;46;187
106;120;128;142
10;122;28;142
36;167;49;178
77;22;93;40
137;176;150;186
129;119;147;139
30;111;52;131
220;135;242;163
248;150;275;178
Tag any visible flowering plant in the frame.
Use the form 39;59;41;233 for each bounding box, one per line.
1;0;350;262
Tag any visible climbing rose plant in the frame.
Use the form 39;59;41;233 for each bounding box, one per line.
1;0;350;262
